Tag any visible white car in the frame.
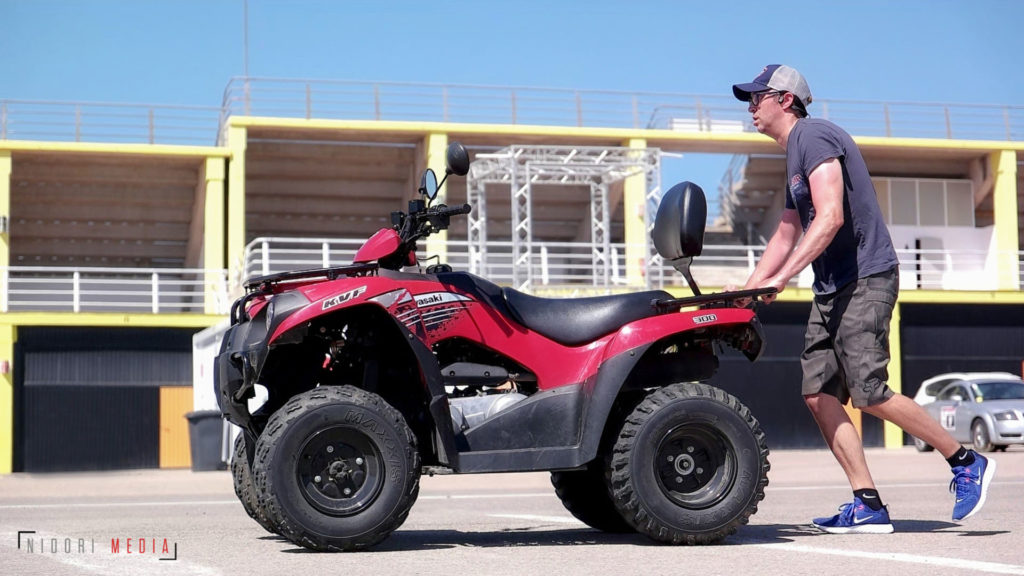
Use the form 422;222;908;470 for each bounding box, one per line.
912;372;1021;406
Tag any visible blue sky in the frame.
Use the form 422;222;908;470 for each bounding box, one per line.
3;0;1023;208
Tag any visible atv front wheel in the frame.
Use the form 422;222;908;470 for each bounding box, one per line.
608;383;769;545
252;386;420;551
551;461;633;533
231;434;278;534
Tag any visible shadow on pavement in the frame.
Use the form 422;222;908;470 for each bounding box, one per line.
280;528;650;552
275;520;1010;553
892;520;1010;536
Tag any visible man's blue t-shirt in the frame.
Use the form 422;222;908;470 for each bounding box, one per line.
785;118;899;295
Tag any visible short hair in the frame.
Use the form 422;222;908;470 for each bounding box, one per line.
789;95;809;118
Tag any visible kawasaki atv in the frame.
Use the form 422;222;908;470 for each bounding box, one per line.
217;141;775;551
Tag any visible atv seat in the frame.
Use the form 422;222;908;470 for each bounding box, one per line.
501;288;672;347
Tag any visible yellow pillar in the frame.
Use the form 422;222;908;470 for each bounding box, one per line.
203;157;227;314
0;323;15;474
227;125;248;293
991;150;1019;290
883;302;904;449
623;138;647;287
424;133;449;263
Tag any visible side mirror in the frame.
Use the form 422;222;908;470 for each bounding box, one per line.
950;394;964;403
420;169;438;200
446;142;470;176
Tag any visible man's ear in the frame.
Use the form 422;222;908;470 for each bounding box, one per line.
780;92;795;112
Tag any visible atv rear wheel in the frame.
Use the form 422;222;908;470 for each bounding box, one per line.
253;386;420;551
231;434;278;534
608;383;769;545
551;461;633;533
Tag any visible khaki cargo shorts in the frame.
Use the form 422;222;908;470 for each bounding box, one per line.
801;267;899;408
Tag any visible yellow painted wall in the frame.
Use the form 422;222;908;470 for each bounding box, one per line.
227;125;248;289
424;133;449;262
623;138;647;286
0;324;15;474
884;303;904;448
203;157;227;314
992;150;1019;290
159;386;194;469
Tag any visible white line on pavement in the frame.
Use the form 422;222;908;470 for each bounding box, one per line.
767;479;1024;492
746;541;1024;575
489;513;584;525
491;513;1024;575
419;492;552;501
0;500;239;510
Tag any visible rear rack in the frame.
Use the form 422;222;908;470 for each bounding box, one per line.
231;263;379;325
244;263;379;293
654;287;777;312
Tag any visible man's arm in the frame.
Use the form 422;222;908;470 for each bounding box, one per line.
765;157;845;290
743;207;801;291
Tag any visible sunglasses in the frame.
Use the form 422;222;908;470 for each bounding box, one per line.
749;91;783;107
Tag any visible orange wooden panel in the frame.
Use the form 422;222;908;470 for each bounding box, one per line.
159;386;193;469
844;399;863;438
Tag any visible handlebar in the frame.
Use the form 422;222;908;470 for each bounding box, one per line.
430;203;472;218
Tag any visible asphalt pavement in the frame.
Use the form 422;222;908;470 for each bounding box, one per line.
1;447;1022;576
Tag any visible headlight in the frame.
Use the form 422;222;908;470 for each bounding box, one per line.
993;411;1019;421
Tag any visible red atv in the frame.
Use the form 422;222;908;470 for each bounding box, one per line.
217;142;776;551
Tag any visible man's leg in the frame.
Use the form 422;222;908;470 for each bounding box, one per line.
805;392;877;490
860;394;960;457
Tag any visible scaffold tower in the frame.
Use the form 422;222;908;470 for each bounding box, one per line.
466;145;662;291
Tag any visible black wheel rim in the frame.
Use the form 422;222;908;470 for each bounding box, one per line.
654;423;736;510
296;426;383;517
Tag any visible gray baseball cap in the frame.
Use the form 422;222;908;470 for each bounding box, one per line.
733;64;813;110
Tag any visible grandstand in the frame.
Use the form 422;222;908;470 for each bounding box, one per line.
1;78;1023;472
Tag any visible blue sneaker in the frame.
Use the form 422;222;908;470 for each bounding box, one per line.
951;451;997;521
812;497;894;534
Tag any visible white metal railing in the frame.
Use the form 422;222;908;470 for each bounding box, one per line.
0;99;223;145
243;237;1024;293
4;79;1023;146
218;78;1024;141
0;267;229;314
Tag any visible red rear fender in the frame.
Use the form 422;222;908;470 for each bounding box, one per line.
604;307;761;359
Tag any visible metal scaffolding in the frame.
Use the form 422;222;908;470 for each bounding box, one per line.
466;145;662;290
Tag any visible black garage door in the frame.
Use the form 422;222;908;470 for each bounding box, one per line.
900;303;1024;445
707;301;888;449
14;327;196;472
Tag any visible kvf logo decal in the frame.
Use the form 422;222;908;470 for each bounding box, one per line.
693;314;718;325
322;286;367;310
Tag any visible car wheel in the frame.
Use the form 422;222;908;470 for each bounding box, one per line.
551;461;633;533
253;386;420;551
231;433;278;534
971;420;994;453
912;436;933;452
608;383;769;545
